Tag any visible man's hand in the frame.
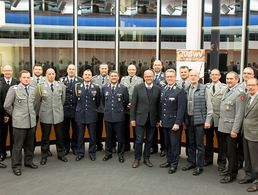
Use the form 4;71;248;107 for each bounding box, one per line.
4;116;9;123
130;120;136;127
172;124;179;131
231;131;238;139
204;122;211;129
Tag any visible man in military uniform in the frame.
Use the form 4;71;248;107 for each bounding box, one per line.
102;71;129;163
92;63;110;151
120;64;143;151
182;70;212;176
219;71;246;184
159;69;186;174
205;69;227;172
60;64;82;155
0;65;20;161
37;68;68;165
75;69;100;161
152;60;166;156
4;70;38;176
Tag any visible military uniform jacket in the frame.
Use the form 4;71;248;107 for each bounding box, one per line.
75;83;100;124
61;76;83;118
120;75;143;102
102;84;129;123
176;79;190;91
206;81;227;127
92;75;109;113
243;94;258;142
154;72;166;87
37;81;66;124
160;84;187;128
30;76;45;88
218;84;246;134
4;84;38;128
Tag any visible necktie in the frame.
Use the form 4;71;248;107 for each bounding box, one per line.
182;81;185;89
50;83;54;92
85;84;89;92
69;79;73;87
7;80;10;85
112;86;115;93
212;85;215;94
37;78;40;84
25;86;29;96
130;77;132;83
102;77;105;85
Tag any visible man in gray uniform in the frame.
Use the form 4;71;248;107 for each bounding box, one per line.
4;70;38;176
92;63;110;151
120;64;143;151
219;71;246;184
37;68;68;165
240;78;258;192
205;69;227;171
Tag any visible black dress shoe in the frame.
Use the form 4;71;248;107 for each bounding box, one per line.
25;163;38;169
75;155;84;161
40;158;47;165
103;155;112;161
47;150;52;157
58;156;68;162
132;160;140;168
89;154;96;161
204;160;213;167
219;169;228;176
168;167;176;174
150;148;158;154
143;159;153;167
160;150;166;157
13;169;22;176
192;168;203;176
247;183;258;192
218;165;226;172
0;162;7;168
238;177;253;184
182;164;196;171
119;156;125;163
160;162;170;168
220;175;236;184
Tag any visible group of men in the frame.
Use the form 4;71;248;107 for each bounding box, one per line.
0;61;257;193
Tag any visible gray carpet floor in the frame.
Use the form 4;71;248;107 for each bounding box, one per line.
0;144;252;195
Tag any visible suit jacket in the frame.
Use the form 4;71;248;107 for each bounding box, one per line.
4;84;38;128
75;83;100;124
102;84;129;123
160;85;186;128
130;83;161;127
218;84;246;134
0;77;20;116
206;81;227;127
120;75;143;102
37;81;66;124
243;94;258;142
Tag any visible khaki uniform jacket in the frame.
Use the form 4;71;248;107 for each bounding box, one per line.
4;84;38;128
218;84;246;134
37;81;66;124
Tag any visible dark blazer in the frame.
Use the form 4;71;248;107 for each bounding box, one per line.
0;77;20;116
160;85;186;128
75;83;100;124
130;83;161;127
102;83;129;123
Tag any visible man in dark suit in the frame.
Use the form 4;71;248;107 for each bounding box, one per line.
102;71;129;163
75;69;100;161
60;64;82;155
0;65;19;161
239;78;258;192
130;70;161;168
159;69;186;174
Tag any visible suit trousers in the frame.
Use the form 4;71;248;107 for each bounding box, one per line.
134;117;155;161
40;122;65;158
12;127;35;170
105;121;124;157
0;118;13;156
221;132;238;177
77;122;96;156
205;126;227;166
187;116;205;168
163;127;181;168
243;137;258;181
96;112;104;148
63;117;77;153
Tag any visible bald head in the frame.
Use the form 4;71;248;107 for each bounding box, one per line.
2;65;13;79
46;68;56;82
189;70;200;85
144;70;154;85
243;67;255;82
127;64;137;77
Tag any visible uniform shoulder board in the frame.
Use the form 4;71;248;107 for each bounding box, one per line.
206;83;211;87
60;77;65;82
12;85;18;89
237;87;244;93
